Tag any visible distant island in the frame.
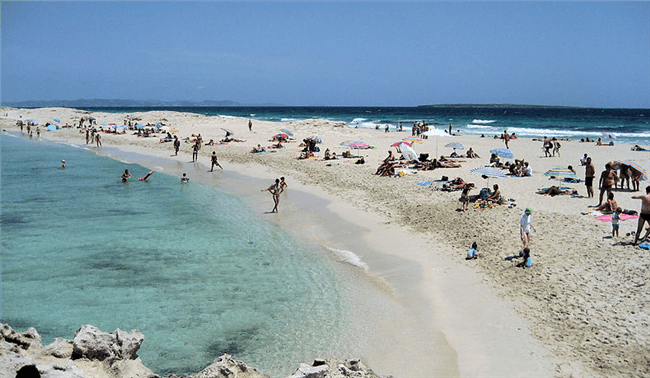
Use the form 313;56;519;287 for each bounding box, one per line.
417;104;585;109
1;99;280;108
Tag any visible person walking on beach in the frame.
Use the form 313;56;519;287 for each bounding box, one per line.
598;163;619;207
503;130;511;149
632;186;650;245
121;169;131;183
248;119;253;132
520;208;536;249
192;142;199;162
210;151;223;171
36;127;41;138
95;133;102;148
85;129;90;145
262;178;282;213
552;138;561;157
173;136;180;156
585;157;595;198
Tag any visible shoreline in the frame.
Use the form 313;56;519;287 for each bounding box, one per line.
4;107;650;377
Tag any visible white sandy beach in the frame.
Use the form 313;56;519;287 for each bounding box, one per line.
3;107;650;378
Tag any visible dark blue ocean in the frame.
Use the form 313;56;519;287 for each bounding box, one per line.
81;106;650;145
0;134;359;376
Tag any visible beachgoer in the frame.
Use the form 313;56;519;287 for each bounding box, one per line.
631;168;643;192
459;183;474;211
568;165;577;175
516;247;532;268
598;163;619;206
36;127;41;138
541;186;578;196
384;124;389;133
210;151;223;171
262;179;282;213
449;123;453;136
85;129;90;144
551;138;561;157
139;171;154;181
248;119;253;132
503;130;510;148
596;192;618;213
522;162;533;176
596;138;603;146
173;136;180;155
192;142;199;162
520;208;536;249
95;133;102;148
279;177;287;191
612;207;622;238
466;242;478;260
485;184;502;203
619;165;631;190
632;145;647;151
61;160;66;169
181;173;190;183
632;186;650;245
384;150;396;164
543;137;552;157
121;169;131;182
580;154;589;166
585;157;595;198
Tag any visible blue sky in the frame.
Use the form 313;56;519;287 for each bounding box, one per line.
2;2;649;108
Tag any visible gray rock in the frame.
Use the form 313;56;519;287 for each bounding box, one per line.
0;324;42;350
287;363;329;378
42;338;74;359
115;328;144;360
71;325;144;361
192;354;269;378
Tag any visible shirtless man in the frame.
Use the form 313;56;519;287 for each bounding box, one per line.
585;157;595;198
173;136;180;156
632;186;650;245
598;164;619;206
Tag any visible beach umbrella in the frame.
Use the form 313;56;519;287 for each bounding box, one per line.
349;141;371;149
445;142;464;150
280;128;294;137
613;159;647;180
221;128;235;135
403;136;424;144
400;143;418;161
490;148;514;159
46;125;57;131
273;133;289;139
306;136;322;143
391;141;411;147
471;166;507;187
544;168;577;178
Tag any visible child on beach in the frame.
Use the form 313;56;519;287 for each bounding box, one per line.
517;248;532;268
459;183;474;211
520;208;536;248
612;207;622;238
466;242;478;260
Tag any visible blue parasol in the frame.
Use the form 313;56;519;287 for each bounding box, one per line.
445;142;464;150
490;148;514;159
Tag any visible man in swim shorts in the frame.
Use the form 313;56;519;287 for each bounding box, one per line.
632;186;650;245
585;157;595;198
210;151;223;172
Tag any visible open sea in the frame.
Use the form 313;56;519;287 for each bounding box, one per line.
82;106;650;145
0;133;363;376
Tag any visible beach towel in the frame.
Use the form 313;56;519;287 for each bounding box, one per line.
537;186;572;192
639;243;650;250
595;214;639;222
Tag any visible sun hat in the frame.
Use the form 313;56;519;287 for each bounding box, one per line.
525;208;532;214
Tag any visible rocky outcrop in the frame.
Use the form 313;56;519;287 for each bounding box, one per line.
0;324;396;378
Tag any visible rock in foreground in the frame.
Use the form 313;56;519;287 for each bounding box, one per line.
0;324;395;378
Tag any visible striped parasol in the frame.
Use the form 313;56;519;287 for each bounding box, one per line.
614;159;647;180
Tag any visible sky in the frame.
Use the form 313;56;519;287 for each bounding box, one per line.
2;2;649;108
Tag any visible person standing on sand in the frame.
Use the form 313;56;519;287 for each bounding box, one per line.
585;157;595;198
449;123;453;136
503;130;510;149
520;208;536;249
248;119;253;132
173;136;180;156
598;163;619;207
279;177;287;192
96;133;102;148
262;179;282;213
632;186;650;245
192;142;199;162
210;151;223;171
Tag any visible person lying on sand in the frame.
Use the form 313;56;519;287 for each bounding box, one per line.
443;177;467;190
251;144;265;153
632;145;647;151
268;141;283;149
433;158;461;169
539;186;578;196
298;151;315;160
375;160;403;177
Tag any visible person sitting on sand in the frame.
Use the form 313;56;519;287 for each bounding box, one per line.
251;144;265;153
466;242;478;260
485;184;503;203
596;192;618;213
632;144;647;151
521;162;533;176
324;148;332;160
540;186;578;196
375;160;402;177
330;152;337;160
489;153;501;167
384;150;396;164
298;150;315;160
466;148;480;158
596;137;603;146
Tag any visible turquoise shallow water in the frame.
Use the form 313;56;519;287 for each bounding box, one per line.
1;134;353;376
